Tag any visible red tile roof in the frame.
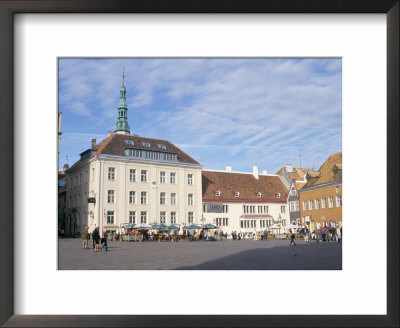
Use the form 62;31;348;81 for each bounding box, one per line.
202;170;288;203
95;133;200;164
94;133;116;156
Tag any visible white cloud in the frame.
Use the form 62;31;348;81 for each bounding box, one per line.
59;58;342;172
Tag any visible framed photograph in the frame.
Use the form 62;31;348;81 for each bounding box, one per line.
57;57;343;271
1;1;398;327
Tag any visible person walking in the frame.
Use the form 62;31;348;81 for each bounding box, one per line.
289;231;296;246
253;230;257;241
92;227;100;252
304;229;309;243
316;228;321;242
337;228;342;242
81;226;89;249
101;230;108;251
322;229;326;242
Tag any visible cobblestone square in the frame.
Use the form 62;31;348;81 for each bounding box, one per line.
58;238;342;270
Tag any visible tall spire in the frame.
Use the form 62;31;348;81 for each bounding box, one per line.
114;70;130;135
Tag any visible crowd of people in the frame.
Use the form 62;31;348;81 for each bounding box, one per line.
81;226;108;251
80;225;342;250
296;226;342;243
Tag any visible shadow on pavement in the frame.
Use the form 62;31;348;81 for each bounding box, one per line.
175;243;342;270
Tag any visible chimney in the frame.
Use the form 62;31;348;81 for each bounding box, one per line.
286;164;293;173
226;165;232;172
91;138;97;150
262;169;267;175
253;165;259;179
62;163;69;173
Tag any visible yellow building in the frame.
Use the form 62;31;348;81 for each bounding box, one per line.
299;152;342;231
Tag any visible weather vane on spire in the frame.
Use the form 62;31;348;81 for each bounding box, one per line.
122;67;125;86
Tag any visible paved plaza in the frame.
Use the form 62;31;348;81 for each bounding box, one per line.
58;238;342;270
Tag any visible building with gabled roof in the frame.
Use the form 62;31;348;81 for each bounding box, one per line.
202;166;290;236
65;75;203;235
276;164;313;228
299;152;342;231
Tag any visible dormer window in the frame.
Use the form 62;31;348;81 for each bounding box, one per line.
257;192;262;198
142;142;151;147
157;144;166;149
235;191;240;198
276;193;281;198
125;140;134;145
216;190;221;197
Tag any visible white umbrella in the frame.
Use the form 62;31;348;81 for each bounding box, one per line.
133;223;153;229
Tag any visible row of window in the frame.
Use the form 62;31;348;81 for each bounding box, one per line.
243;205;270;214
215;190;281;199
243;205;285;214
240;219;287;229
105;210;195;225
215;218;229;226
124;140;167;150
108;168;194;185
107;190;195;206
70;168;194;188
125;148;178;162
302;196;342;211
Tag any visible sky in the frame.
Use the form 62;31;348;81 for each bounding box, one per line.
58;58;342;174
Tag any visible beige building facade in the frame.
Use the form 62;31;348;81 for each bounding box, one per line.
66;135;203;235
65;78;203;235
202;167;290;236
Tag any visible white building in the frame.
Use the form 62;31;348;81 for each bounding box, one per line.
202;166;290;236
65;76;203;235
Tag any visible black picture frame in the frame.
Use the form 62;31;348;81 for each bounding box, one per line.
0;0;398;327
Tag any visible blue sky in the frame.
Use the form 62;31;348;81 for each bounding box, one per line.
58;58;342;174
